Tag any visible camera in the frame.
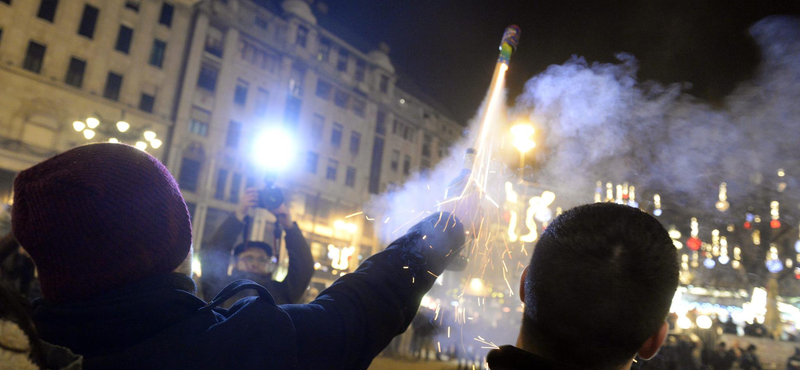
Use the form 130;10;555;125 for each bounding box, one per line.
257;185;284;210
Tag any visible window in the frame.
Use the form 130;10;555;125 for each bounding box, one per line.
115;25;134;54
390;150;399;171
379;75;389;93
317;38;331;62
368;137;384;194
336;49;348;72
345;167;356;187
226;121;241;148
178;158;201;191
234;80;248;105
197;65;218;91
315;80;332;100
159;2;174;27
64;57;86;87
214;169;228;200
331;123;343;147
422;134;432;157
306;152;318;173
139;93;155;113
189;120;208;136
289;63;305;97
23;41;46;73
326;159;338;181
149;39;167;68
334;90;348;108
255;17;268;30
355;59;366;82
124;1;140;11
190;107;210;136
205;26;224;58
376;111;387;135
254;88;269;116
229;173;242;203
77;5;99;38
352;99;366;117
296;25;308;47
403;155;411;175
349;131;360;155
311;114;324;141
392;120;399;134
284;96;301;127
103;72;123;101
37;0;58;22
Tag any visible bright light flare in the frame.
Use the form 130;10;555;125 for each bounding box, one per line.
109;138;119;143
252;127;296;171
86;117;100;129
116;121;130;132
73;121;86;132
696;315;713;329
83;129;95;139
150;138;162;149
143;130;157;141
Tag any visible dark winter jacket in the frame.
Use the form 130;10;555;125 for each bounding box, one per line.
201;214;314;305
788;352;800;370
487;345;579;370
31;240;438;370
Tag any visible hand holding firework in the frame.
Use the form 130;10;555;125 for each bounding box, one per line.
387;212;466;276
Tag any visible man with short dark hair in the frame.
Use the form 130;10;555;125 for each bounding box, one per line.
487;203;680;370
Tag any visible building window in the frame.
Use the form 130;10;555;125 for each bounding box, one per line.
214;169;228;200
368;137;384;194
375;111;387;135
326;159;338;181
333;90;348;108
149;39;167;68
392;120;399;134
37;0;58;22
317;37;331;62
226;120;241;148
197;65;218;91
64;57;86;87
124;1;140;11
178;158;201;191
205;26;224;58
254;88;269;116
255;17;268;30
336;49;348;72
103;72;123;101
355;59;366;82
296;25;308;47
234;80;248;105
331;123;343;147
315;80;332;100
390;150;399;172
306;152;318;173
284;96;302;128
352;99;366;118
139;93;155;113
289;63;305;97
349;131;360;155
379;75;389;93
422;134;432;157
77;5;99;38
115;25;134;54
190;107;210;136
23;41;46;73
403;155;411;175
311;114;324;141
345;167;356;187
229;173;241;203
159;2;174;27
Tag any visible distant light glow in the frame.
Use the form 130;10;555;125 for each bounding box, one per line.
668;227;682;239
116;121;130;132
677;316;692;330
696;315;713;329
109;138;119;143
191;257;202;277
653;209;662;216
719;255;730;265
83;129;95;139
143;130;157;141
704;258;716;269
134;141;148;151
73;121;86;132
86;117;100;129
150;138;162;149
469;278;484;292
252;127;296;171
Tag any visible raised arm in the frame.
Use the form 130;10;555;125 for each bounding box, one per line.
276;223;314;303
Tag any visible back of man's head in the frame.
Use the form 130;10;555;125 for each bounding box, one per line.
522;203;678;369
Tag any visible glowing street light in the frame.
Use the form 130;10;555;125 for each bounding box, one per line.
82;129;96;140
134;141;148;151
86;117;100;129
150;138;162;149
143;130;157;141
116;121;130;132
73;121;86;132
510;123;536;154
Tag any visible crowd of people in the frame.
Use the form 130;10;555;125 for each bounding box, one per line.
0;142;797;370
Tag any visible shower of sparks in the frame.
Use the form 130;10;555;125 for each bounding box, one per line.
345;211;363;219
474;336;500;350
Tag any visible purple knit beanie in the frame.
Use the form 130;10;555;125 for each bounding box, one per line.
12;143;192;303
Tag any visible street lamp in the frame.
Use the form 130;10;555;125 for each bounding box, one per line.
72;113;161;151
510;122;536;178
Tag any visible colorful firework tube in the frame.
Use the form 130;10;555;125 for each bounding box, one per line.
498;25;521;65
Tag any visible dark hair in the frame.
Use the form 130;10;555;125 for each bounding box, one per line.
232;241;273;257
522;203;679;369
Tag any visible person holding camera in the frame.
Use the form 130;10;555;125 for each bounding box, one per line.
200;188;313;306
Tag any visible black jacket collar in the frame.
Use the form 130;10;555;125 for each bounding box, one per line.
487;345;580;370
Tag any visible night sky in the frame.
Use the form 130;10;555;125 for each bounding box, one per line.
323;0;800;123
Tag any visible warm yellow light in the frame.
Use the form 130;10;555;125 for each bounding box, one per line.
469;278;484;292
134;141;147;151
510;123;535;137
696;315;713;329
677;316;692;330
73;121;86;132
109;138;119;143
191;257;202;277
510;123;536;154
668;227;682;239
143;130;157;141
83;129;95;139
116;121;130;132
150;138;162;149
86;117;100;129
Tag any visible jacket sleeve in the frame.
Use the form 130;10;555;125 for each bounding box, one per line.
274;223;314;304
280;246;437;370
200;214;243;300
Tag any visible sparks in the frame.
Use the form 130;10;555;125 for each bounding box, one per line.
345;211;363;219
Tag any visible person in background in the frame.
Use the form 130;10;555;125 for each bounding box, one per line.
0;232;39;301
11;143;466;370
739;344;763;370
711;342;737;370
787;347;800;370
486;203;680;370
201;188;313;306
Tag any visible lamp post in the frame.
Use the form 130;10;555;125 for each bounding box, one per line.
71;113;162;152
510;122;536;181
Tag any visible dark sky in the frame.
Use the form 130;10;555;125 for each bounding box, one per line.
323;0;800;123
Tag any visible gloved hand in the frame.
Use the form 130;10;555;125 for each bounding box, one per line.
386;212;466;277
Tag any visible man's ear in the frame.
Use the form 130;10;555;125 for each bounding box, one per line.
637;321;669;360
519;265;530;303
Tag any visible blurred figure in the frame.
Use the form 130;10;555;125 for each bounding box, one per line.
486;203;680;370
0;232;39;300
710;342;737;370
201;188;313;306
11;144;466;369
787;347;800;370
410;307;436;361
739;344;763;370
